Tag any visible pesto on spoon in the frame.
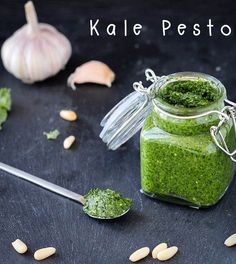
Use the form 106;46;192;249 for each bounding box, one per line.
0;162;132;220
83;188;132;219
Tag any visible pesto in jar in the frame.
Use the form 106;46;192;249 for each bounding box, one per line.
158;80;220;108
140;75;235;208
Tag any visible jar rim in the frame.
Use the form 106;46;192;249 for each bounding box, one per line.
153;72;226;117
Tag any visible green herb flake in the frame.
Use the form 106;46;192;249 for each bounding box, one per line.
0;88;11;129
158;80;219;108
43;129;60;140
0;88;11;111
83;188;132;219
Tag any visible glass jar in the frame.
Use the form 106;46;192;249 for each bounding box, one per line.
140;72;235;208
100;70;236;208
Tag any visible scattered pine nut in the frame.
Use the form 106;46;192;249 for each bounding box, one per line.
63;135;76;149
129;247;150;262
12;239;28;254
224;234;236;247
60;110;77;121
152;243;168;259
157;246;178;261
34;247;56;261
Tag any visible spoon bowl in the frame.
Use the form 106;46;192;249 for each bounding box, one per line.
86;208;130;220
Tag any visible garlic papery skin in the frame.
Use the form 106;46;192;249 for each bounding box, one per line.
1;1;72;84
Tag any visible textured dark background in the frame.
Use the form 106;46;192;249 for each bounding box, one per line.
0;0;236;263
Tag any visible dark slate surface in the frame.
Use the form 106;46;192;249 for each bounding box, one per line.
0;0;236;263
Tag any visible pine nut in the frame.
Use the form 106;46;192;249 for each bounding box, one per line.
12;239;28;254
34;247;56;261
129;247;150;262
60;110;77;121
224;234;236;247
152;243;168;259
157;246;178;261
63;135;76;149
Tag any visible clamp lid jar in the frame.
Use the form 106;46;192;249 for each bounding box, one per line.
100;70;236;208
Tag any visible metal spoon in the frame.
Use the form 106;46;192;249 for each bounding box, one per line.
0;162;130;219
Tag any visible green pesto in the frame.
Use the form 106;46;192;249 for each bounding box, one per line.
83;188;132;219
43;129;60;140
158;80;220;108
140;78;235;208
141;114;235;207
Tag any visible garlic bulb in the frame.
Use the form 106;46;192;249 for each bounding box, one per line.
1;1;72;83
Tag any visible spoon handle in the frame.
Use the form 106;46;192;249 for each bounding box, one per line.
0;162;85;205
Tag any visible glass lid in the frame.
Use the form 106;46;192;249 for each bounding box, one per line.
100;69;166;150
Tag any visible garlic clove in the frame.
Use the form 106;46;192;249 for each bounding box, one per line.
67;60;115;90
1;1;72;84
